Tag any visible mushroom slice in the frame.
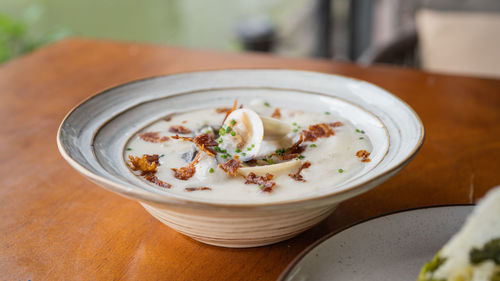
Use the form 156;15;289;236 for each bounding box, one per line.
237;159;302;176
219;109;264;162
260;116;293;139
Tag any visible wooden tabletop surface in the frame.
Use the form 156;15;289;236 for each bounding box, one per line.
1;38;499;281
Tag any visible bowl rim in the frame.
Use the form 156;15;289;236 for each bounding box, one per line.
57;69;425;209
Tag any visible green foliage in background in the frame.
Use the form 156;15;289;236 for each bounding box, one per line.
0;7;70;64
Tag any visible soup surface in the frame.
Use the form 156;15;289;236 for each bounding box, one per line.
125;99;373;203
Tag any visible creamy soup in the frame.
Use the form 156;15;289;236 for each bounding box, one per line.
125;99;372;203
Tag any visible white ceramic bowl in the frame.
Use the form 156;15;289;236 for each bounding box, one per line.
57;70;424;248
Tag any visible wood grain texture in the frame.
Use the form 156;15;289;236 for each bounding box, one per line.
0;38;499;281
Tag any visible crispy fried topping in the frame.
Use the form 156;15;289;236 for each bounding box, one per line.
172;134;216;157
244;172;276;192
288;161;311;182
302;123;335;142
144;154;160;165
194;134;218;156
164;116;172;122
271;108;281;119
139;132;169;143
328;121;343;127
128;154;171;188
216;107;232;114
171;165;196;180
356;150;371;162
171;149;203;180
171;134;193;142
185;187;212;192
144;172;171;188
219;159;241;176
128;155;158;174
276;134;306;160
169;125;191;134
222;99;238;124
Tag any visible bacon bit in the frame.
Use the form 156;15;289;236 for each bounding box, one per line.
171;165;196;180
222;99;238;124
194;134;218;156
185;187;212;192
171;134;193;142
144;172;172;188
128;155;157;174
139;132;169;143
144;154;160;165
171;149;203;180
328;121;343;128
356;150;371;162
172;134;216;157
288;161;311;182
181;120;187;124
129;155;171;188
169;125;191;134
171;148;203;180
276;134;306;160
244;172;276;192
219;159;241;176
302;123;335;142
271;108;281;119
216;107;232;114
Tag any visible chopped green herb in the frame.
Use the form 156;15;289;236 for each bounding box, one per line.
247;147;252;151
338;168;344;173
292;122;297;126
235;148;241;153
355;129;365;134
251;144;255;147
209;168;214;173
258;184;265;190
230;119;236;126
359;137;364;140
325;112;330;115
309;144;317;147
275;148;286;155
470;238;500;265
293;128;298;133
242;152;246;156
297;155;305;159
126;148;132;151
159;154;165;158
266;158;274;165
418;252;447;281
217;138;223;143
264;102;270;107
219;128;226;136
221;154;228;159
225;126;232;133
230;131;236;136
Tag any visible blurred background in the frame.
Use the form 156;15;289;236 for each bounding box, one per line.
1;0;499;78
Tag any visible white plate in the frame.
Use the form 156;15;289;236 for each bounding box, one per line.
280;205;473;281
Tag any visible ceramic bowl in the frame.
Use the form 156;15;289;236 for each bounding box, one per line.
57;69;424;248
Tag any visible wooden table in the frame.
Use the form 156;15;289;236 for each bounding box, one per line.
1;38;499;281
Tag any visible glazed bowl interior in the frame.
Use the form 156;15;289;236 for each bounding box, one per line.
58;69;424;209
